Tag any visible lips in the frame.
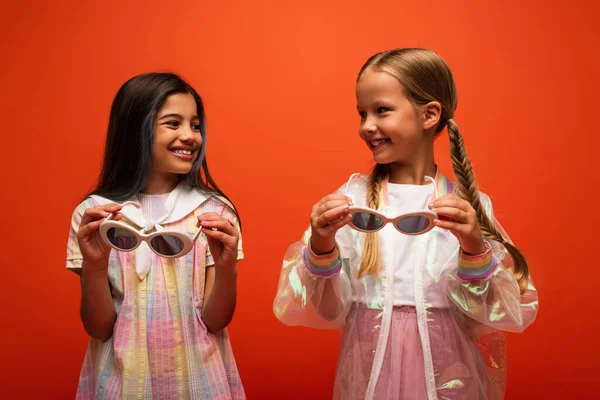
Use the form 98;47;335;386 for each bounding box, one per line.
171;149;192;155
369;138;390;150
169;147;195;161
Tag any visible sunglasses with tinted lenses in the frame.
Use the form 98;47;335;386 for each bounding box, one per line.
99;201;201;258
344;175;438;235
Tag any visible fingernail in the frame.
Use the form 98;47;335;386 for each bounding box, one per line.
101;212;109;217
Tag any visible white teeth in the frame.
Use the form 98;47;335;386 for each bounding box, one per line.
173;149;192;155
371;139;388;147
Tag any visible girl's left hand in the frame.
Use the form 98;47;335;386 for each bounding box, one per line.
197;213;239;271
429;194;487;255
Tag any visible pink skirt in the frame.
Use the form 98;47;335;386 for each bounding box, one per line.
334;305;495;400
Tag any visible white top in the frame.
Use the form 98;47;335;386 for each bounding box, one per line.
386;182;436;306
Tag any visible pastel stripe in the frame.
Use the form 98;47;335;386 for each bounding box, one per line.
457;258;498;281
303;247;342;277
307;244;340;265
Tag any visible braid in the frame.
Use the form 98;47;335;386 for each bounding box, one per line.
358;163;389;278
447;119;529;293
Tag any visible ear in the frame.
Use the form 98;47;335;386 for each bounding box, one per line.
422;101;442;131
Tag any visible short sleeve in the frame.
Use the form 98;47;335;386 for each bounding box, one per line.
66;198;97;274
203;197;244;267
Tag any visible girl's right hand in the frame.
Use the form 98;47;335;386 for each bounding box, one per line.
309;194;353;255
77;204;123;270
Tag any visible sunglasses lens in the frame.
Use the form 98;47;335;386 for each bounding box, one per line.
351;212;384;232
395;216;431;234
150;235;185;256
107;227;139;250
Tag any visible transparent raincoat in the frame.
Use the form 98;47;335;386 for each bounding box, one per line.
273;172;538;399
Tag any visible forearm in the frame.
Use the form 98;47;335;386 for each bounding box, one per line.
80;263;116;341
202;266;237;334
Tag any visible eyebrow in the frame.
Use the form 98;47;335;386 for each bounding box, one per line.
158;113;199;120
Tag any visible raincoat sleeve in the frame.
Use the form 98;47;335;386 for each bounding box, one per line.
442;193;538;335
273;222;355;330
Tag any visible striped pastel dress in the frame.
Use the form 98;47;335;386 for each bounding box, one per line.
66;192;245;399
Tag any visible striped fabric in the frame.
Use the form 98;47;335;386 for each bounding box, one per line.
457;241;498;281
66;192;245;399
303;244;342;276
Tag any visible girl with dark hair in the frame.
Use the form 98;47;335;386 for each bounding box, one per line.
66;73;245;399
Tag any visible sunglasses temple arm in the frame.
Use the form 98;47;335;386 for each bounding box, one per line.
192;225;204;242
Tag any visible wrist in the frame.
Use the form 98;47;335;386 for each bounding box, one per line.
82;260;109;277
459;237;487;256
310;236;336;255
214;263;238;279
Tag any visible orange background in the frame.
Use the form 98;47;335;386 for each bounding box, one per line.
1;1;598;398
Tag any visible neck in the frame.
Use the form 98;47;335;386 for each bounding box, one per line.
388;144;436;184
141;171;180;195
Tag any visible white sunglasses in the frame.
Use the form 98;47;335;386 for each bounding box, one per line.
343;174;439;235
99;201;202;258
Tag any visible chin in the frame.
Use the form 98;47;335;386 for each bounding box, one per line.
373;154;395;165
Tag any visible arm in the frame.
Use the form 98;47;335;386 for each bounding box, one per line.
197;207;242;334
273;224;354;329
201;264;238;334
80;263;117;341
435;193;539;334
67;201;122;341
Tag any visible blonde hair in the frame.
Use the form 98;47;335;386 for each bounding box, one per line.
356;48;529;292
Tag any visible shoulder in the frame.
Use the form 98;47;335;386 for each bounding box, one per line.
334;172;369;196
71;197;99;219
193;192;238;216
438;175;495;217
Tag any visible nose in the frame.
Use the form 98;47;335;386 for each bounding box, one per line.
179;125;195;142
360;115;377;137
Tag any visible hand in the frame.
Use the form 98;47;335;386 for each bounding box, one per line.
430;194;487;255
309;194;353;255
198;213;240;271
77;203;123;270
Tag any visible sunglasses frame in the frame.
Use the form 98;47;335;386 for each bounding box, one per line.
347;207;437;235
344;174;439;235
98;201;202;258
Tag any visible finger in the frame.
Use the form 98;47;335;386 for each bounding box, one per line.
202;227;238;246
101;203;123;213
315;204;350;227
431;207;469;223
317;194;353;207
112;212;123;221
432;218;459;232
80;209;109;226
199;219;238;236
327;214;353;231
430;196;468;211
78;219;105;239
198;212;221;221
318;199;353;215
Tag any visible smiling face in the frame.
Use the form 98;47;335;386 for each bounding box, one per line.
151;92;203;177
356;69;428;166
